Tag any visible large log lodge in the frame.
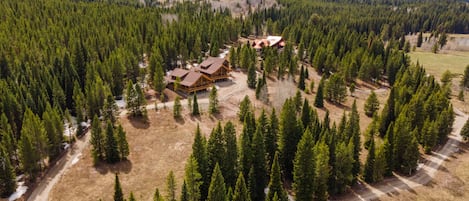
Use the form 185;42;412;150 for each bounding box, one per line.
166;57;231;94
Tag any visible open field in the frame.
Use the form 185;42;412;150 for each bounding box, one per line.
408;50;469;79
48;67;389;201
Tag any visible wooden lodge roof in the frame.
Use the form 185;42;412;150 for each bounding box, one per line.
166;68;211;87
196;57;229;75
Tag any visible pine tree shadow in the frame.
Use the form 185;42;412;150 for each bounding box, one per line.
94;159;132;175
175;117;186;124
127;116;150;129
209;112;224;121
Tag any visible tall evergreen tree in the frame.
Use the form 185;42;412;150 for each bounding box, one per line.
314;78;325;108
267;152;288;201
417;31;423;47
154;188;164;201
153;55;166;95
265;109;279;168
461;118;469;140
116;124;129;160
238;95;252;122
293;129;315;201
191;125;209;200
298;65;306;90
207;122;225;178
19;109;47;179
208;86;219;114
240;111;256;177
347;100;361;180
180;181;189;201
103;95;119;124
90;115;104;163
223;121;238;188
185;156;202;201
192;93;200;116
0;146;16;197
233;173;251;201
105;121;120;163
128;192;136;201
114;174;124;201
363;137;376;183
379;88;395;136
166;171;177;201
250;123;267;201
364;91;380;117
247;64;257;89
313;142;329;201
42;104;63;159
173;96;182;119
207;163;226;201
279;99;301;180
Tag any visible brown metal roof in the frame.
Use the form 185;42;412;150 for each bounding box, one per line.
171;68;190;78
180;71;210;87
196;57;229;75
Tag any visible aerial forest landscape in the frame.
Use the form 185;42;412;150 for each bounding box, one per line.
1;0;469;201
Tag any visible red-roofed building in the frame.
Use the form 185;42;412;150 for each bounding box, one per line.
252;36;285;51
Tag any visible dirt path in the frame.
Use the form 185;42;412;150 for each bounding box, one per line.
26;133;91;201
339;108;468;201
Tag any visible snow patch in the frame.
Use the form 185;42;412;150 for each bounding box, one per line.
219;47;230;58
9;176;28;201
72;153;82;165
116;99;126;109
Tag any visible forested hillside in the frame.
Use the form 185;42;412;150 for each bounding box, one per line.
0;0;466;199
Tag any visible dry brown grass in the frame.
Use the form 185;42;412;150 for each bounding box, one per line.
380;142;469;201
50;66;390;201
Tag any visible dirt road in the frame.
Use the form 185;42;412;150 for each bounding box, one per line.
339;108;468;201
26;133;91;201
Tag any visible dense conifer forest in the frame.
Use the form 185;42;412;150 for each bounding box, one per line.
0;0;467;199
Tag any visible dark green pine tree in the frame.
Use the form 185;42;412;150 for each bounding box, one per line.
185;156;202;201
364;91;380;117
293;128;315;201
238;95;252;122
128;192;136;201
192;93;200;116
265;109;279;168
233;173;251;201
279;99;302;180
116;124;129;160
166;171;177;201
460;118;469;140
314;78;324;108
207;122;225;179
301;98;311;129
191;125;209;201
223;121;238;188
379;88;395;136
267;152;288;201
207;163;226;201
105;121;120;163
180;180;189;201
298;65;306;90
347;100;361;181
363;137;376;183
383;122;395;176
90;115;104;163
417;31;423;47
0;146;16;197
114;174;124;201
240;111;255;177
154;188;164;201
250;123;267;201
313;141;330;201
247;63;257;89
208;86;218;114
